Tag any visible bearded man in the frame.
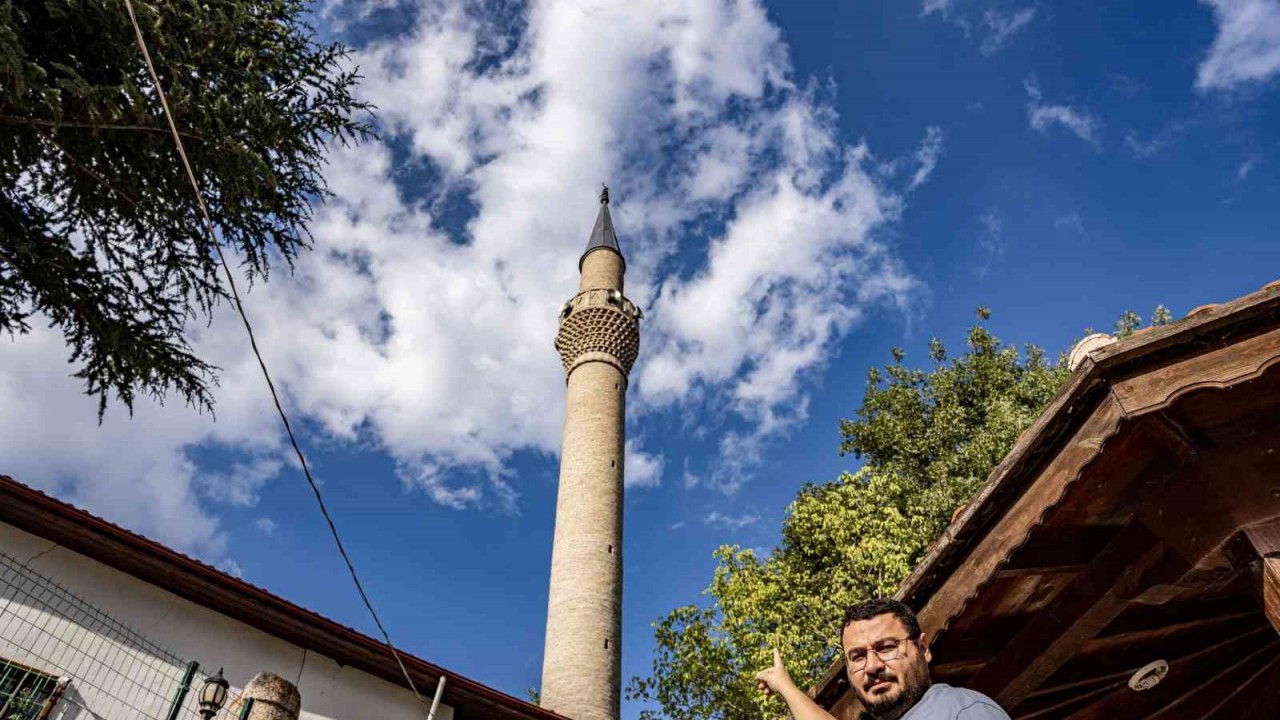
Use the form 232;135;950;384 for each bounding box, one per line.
755;598;1010;720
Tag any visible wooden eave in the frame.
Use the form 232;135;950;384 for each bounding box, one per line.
815;280;1280;719
0;476;565;720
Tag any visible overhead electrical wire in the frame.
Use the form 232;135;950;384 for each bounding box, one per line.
119;0;434;714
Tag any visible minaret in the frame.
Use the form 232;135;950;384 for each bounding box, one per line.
541;187;641;720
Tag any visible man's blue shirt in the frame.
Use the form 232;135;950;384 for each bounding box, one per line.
898;684;1011;719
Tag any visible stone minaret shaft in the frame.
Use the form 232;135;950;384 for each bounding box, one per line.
542;188;641;720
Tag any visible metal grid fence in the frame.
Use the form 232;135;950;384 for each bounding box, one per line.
0;551;235;720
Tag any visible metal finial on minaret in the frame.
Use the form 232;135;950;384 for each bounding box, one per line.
580;184;624;272
542;190;641;720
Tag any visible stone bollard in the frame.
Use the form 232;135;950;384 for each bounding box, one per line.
228;672;301;720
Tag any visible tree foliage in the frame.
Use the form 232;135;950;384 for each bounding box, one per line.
629;310;1099;720
0;0;372;416
1113;305;1171;338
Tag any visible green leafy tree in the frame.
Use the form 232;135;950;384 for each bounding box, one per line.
1114;309;1143;338
1;0;372;416
629;309;1082;720
1108;305;1173;339
1151;304;1173;327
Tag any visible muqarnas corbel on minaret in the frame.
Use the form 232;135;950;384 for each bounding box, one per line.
540;186;641;720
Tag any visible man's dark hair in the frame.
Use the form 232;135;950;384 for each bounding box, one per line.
840;598;922;644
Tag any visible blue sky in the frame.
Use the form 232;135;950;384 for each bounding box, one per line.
3;1;1280;718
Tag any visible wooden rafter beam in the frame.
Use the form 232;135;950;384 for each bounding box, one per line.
932;598;1256;680
1094;594;1258;638
1017;680;1124;720
967;522;1191;710
1034;625;1273;713
1059;627;1278;720
1084;609;1260;657
1140;642;1280;720
1029;612;1268;698
1206;647;1280;719
995;526;1121;579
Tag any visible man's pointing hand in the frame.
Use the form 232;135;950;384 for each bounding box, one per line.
755;648;797;696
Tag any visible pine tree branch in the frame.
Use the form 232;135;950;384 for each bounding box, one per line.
0;114;204;141
38;131;142;209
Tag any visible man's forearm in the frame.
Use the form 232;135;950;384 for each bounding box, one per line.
775;683;840;720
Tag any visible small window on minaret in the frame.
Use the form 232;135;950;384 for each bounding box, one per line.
610;460;617;468
604;639;611;649
607;544;613;554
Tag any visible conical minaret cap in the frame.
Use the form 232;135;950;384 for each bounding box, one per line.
579;186;625;272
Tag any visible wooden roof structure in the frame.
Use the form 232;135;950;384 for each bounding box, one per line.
814;280;1280;720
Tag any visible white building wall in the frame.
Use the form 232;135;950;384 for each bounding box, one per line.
0;521;452;720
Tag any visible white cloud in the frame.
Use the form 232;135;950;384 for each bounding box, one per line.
1124;132;1167;158
680;459;701;490
922;0;967;34
0;321;282;558
875;126;944;193
1110;74;1146;97
199;457;285;508
638;128;919;428
701;430;769;495
686;125;756;203
397;462;491;512
910;126;945;190
1196;0;1280;91
704;510;760;529
923;1;1036;54
979;209;1004;245
922;0;956;16
625;441;665;489
1025;78;1101;146
0;0;930;558
255;518;279;535
977;208;1004;279
220;559;245;578
980;7;1037;55
1054;213;1085;235
1238;155;1261;180
1029;105;1099;144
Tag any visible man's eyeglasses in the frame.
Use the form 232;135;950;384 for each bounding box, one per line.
845;635;918;673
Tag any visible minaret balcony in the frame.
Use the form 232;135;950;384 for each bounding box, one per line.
558;288;643;323
554;289;641;376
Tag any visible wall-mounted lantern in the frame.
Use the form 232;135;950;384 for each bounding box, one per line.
199;668;230;719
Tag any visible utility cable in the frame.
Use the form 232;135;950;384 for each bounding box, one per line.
119;0;434;713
